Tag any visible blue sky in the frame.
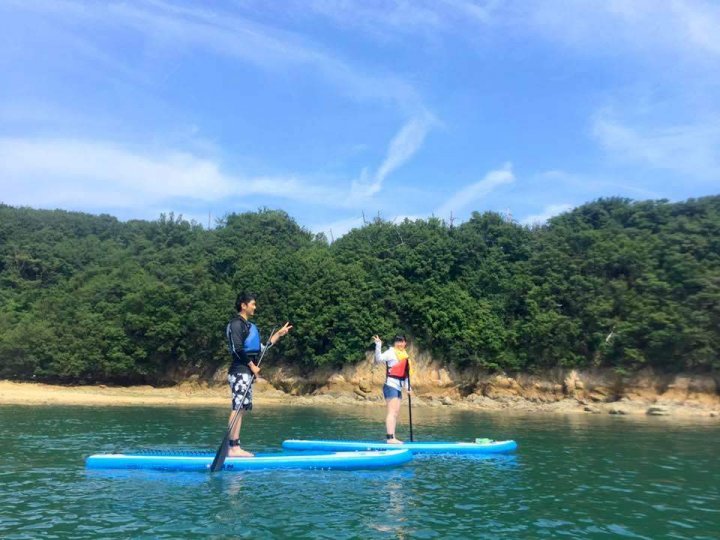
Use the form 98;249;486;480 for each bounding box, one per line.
1;1;718;237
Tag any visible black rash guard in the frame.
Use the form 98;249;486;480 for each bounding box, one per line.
226;317;257;374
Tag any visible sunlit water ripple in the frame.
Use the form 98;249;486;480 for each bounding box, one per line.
1;405;718;538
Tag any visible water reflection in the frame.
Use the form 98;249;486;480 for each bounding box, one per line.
1;404;719;540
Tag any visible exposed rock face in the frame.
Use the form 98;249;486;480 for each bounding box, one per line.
211;345;720;413
661;376;719;405
564;370;580;396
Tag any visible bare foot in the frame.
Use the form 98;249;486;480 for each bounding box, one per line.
228;447;254;457
386;438;403;444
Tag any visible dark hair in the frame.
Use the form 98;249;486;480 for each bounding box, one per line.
393;334;407;343
235;292;257;312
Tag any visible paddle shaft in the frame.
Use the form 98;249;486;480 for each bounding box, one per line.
210;329;276;473
407;361;414;442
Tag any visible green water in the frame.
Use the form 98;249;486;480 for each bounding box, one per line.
1;404;718;539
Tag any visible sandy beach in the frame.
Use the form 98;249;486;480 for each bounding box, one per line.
2;379;718;419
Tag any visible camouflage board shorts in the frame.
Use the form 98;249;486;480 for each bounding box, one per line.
228;372;253;411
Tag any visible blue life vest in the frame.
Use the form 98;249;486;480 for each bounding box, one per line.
227;319;262;357
244;322;261;354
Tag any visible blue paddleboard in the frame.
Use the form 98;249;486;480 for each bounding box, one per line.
85;449;412;471
281;439;518;454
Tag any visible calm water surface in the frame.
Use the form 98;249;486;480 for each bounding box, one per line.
1;404;718;539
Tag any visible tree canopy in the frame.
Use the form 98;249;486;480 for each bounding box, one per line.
1;196;718;383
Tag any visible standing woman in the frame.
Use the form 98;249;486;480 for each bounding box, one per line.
373;334;412;444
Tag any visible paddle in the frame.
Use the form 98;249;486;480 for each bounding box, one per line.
407;359;414;442
210;328;276;473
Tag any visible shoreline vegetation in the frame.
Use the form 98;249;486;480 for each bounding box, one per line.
3;356;718;418
2;198;718;414
2;197;719;386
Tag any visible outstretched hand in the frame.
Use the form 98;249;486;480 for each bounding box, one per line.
270;322;293;345
372;335;382;346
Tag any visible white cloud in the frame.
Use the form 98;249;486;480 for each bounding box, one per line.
2;0;434;208
0;137;343;210
232;1;720;62
436;0;502;25
435;162;515;219
310;215;365;241
6;0;424;113
375;115;434;186
277;0;502;45
672;0;720;56
313;161;516;241
526;0;720;61
536;170;662;199
284;0;445;42
592;110;720;179
537;1;720;187
521;203;573;226
351;113;435;198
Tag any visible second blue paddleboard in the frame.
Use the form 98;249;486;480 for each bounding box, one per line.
282;439;517;454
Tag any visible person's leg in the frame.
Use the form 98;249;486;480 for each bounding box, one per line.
228;373;254;457
385;397;403;443
229;410;242;440
227;410;252;457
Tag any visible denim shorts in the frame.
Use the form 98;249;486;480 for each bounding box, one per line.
382;384;402;400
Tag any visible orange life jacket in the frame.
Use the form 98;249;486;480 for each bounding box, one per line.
387;349;409;379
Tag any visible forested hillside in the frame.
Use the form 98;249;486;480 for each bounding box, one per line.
1;196;718;383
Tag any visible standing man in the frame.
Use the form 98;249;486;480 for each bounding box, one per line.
226;292;292;457
373;334;412;444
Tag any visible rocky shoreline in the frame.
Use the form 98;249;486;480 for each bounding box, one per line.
3;351;718;419
242;350;720;418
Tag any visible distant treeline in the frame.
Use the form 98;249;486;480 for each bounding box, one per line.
0;196;718;383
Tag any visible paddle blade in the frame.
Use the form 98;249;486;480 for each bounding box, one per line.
210;437;229;472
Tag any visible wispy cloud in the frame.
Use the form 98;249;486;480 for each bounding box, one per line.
283;0;445;41
315;161;516;239
0;137;344;210
435;162;514;220
671;0;720;56
375;114;435;186
7;0;424;112
351;113;435;198
310;215;365;241
513;1;720;185
520;203;573;226
249;1;720;61
436;0;502;25
280;0;502;45
592;109;720;179
2;0;434;208
526;0;720;61
535;170;662;199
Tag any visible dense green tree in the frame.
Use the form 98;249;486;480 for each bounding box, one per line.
0;197;718;383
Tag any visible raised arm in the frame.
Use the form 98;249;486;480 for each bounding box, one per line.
372;335;383;363
269;322;293;346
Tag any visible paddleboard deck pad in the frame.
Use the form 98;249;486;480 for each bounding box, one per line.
85;449;412;471
281;439;518;454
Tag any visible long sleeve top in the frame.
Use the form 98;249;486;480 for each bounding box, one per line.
374;342;411;391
